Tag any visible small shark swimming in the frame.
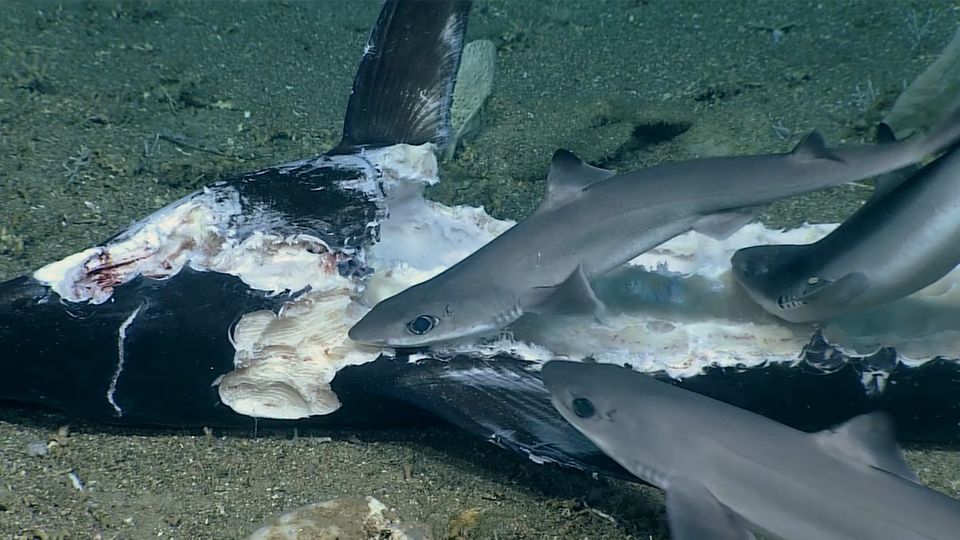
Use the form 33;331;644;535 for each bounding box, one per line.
543;360;960;540
349;116;960;348
732;132;960;323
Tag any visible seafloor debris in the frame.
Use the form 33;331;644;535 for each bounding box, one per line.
246;496;427;540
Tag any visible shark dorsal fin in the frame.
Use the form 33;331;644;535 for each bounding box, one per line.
535;150;614;214
866;125;916;206
814;412;920;483
790;131;844;163
876;122;897;144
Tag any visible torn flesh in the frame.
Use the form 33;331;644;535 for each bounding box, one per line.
360;215;960;387
30;142;960;419
33;184;352;305
30;144;462;419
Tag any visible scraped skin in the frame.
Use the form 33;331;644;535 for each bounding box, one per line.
542;360;960;540
349;109;960;347
732;141;960;324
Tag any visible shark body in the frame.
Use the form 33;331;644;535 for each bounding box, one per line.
543;360;960;540
732;138;960;323
350;117;960;348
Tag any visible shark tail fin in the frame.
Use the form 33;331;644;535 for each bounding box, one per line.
332;0;471;154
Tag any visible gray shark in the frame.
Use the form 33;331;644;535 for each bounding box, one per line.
731;132;960;323
349;111;960;347
542;360;960;540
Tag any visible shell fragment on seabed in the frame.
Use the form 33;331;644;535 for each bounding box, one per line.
247;496;425;540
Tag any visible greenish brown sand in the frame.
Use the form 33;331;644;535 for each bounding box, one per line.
2;0;958;538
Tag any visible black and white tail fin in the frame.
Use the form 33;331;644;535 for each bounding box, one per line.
332;0;471;154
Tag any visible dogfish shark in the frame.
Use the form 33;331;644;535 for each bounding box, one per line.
732;129;960;323
349;112;960;348
4;0;960;490
543;360;960;540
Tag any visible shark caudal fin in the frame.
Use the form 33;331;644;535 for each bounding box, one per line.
332;0;471;154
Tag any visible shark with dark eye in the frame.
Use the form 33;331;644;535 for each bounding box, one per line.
543;360;960;540
733;128;960;324
350;107;960;348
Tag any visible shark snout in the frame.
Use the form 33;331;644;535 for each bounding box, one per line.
347;316;388;346
730;249;767;279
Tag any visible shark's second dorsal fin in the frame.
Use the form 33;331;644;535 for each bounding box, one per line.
332;0;471;154
876;122;897;144
790;131;845;163
535;150;614;214
865;125;916;206
814;412;920;483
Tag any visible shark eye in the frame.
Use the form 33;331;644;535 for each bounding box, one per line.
406;315;439;335
572;397;595;419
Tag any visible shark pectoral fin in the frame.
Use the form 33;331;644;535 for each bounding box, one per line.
693;209;760;241
790;131;845;164
520;264;604;315
666;478;752;540
534;150;615;214
814;412;921;483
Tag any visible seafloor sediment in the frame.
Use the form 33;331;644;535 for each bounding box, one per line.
1;0;958;537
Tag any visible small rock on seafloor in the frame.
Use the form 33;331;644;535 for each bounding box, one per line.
25;441;48;457
246;496;429;540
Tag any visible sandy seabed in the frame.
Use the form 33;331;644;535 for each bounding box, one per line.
1;1;958;537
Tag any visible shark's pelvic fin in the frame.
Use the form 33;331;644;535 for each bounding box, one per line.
789;131;845;164
535;149;614;214
520;264;604;315
814;412;921;483
665;477;753;540
334;0;471;153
